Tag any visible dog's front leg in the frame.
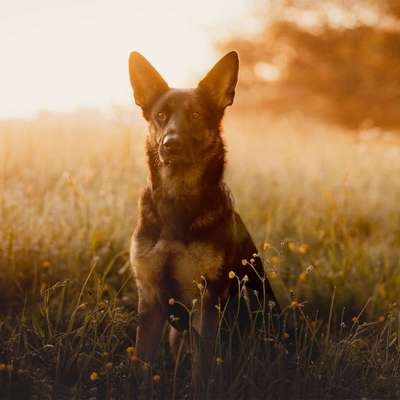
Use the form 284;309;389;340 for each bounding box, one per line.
136;296;165;363
191;300;219;399
133;296;165;399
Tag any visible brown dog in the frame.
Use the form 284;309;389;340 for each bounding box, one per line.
128;51;280;393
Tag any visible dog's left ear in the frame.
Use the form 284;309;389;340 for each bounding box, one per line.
197;51;239;109
129;52;169;113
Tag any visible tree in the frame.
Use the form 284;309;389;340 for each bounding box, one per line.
222;0;400;129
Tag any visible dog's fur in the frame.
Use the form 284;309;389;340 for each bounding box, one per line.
128;51;279;392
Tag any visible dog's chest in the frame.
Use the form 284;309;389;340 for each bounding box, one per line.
131;236;224;304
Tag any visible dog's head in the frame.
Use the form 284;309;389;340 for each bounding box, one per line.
128;51;238;168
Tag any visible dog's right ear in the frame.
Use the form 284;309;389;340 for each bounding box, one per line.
197;51;239;110
129;52;169;114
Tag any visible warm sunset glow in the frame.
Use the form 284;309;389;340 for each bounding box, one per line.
0;0;254;118
2;1;400;397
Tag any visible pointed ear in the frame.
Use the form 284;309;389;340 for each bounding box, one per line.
129;52;169;112
197;51;239;109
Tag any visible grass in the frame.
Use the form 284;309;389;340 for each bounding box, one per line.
0;107;399;399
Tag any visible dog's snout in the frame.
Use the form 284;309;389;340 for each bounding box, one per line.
162;133;182;153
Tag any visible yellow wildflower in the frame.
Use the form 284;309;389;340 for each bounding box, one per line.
153;374;161;382
228;271;235;279
269;271;278;279
241;259;247;266
271;256;281;265
126;346;136;355
298;244;309;254
288;242;296;251
90;371;99;381
168;298;175;305
105;362;113;370
298;272;307;282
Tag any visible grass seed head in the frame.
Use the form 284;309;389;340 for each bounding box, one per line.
263;243;271;250
290;300;300;308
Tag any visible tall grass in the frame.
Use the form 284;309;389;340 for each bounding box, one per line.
0;108;399;399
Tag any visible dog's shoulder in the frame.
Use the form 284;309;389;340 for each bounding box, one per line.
226;211;261;273
231;211;256;248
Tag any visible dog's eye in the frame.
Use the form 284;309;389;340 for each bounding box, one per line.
156;112;167;121
192;112;200;120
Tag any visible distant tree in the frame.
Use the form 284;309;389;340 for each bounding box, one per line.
222;0;400;129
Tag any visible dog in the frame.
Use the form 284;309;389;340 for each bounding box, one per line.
128;50;280;395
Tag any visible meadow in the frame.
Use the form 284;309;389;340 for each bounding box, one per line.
0;108;399;399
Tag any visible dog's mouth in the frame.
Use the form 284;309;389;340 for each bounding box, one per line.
162;157;192;167
159;151;194;167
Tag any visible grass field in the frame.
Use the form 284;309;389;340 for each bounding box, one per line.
0;108;399;399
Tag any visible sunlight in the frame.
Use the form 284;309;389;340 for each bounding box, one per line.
0;0;252;118
1;1;400;398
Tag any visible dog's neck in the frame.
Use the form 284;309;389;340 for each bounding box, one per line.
144;140;229;231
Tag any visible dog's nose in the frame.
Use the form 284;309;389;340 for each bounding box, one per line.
162;134;182;153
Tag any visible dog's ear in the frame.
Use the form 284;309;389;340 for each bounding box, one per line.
129;52;169;113
197;51;239;109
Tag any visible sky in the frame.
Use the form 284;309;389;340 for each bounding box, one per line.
0;0;256;118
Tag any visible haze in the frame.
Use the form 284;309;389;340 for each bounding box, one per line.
0;0;253;118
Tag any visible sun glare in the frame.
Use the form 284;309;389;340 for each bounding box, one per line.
0;0;252;118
